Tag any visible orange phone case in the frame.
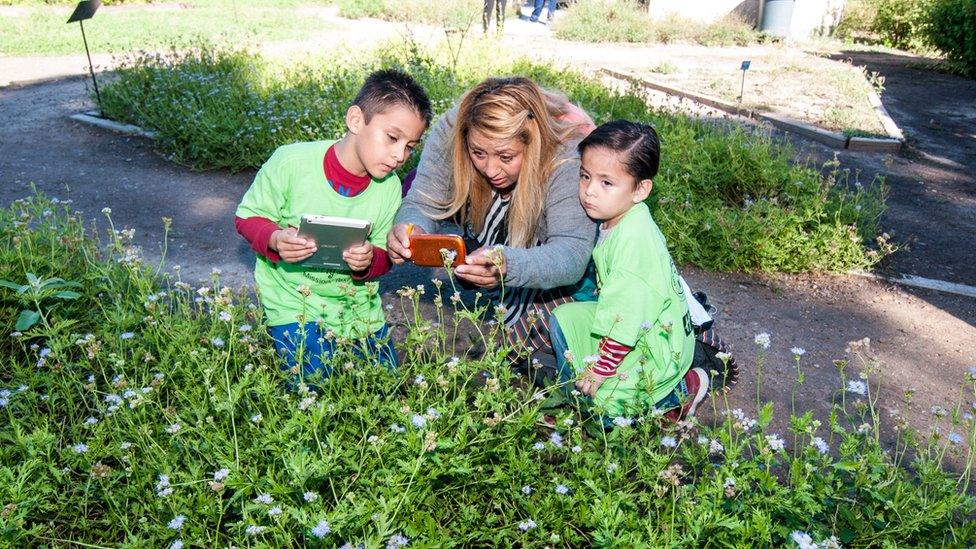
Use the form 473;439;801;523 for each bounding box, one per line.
409;234;466;268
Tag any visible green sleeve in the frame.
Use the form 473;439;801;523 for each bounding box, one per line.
235;148;289;224
370;182;401;251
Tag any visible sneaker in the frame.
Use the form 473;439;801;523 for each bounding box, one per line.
664;367;709;422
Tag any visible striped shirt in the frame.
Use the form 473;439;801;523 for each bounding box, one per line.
468;192;541;327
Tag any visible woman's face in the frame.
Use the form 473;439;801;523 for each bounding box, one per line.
466;129;525;194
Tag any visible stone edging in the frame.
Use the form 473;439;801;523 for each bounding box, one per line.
600;68;904;154
69;110;158;139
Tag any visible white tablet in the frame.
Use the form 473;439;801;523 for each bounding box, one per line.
296;214;371;270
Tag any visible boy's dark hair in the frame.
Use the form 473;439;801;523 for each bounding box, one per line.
578;120;661;182
353;69;433;127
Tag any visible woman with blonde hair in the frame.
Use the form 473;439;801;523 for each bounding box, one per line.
388;76;596;356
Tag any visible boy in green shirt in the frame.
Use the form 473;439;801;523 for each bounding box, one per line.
551;120;708;422
235;69;432;381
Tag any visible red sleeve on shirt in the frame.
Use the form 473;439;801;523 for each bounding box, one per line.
235;216;281;263
350;246;392;281
592;337;631;377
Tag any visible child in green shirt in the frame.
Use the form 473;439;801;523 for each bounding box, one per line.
235;69;432;381
550;120;708;422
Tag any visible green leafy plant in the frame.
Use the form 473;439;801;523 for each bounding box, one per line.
0;194;973;546
925;0;976;77
0;273;81;331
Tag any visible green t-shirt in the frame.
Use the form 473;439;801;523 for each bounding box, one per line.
235;140;401;337
553;202;695;416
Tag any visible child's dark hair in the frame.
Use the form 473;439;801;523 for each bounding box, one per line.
578;120;661;181
352;69;433;127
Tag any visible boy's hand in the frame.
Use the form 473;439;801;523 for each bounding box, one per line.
343;242;373;271
270;228;317;263
575;368;610;398
387;223;425;264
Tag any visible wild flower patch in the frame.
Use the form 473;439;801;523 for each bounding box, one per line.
0;194;974;546
99;40;889;273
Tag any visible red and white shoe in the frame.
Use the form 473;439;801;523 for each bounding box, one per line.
664;367;710;422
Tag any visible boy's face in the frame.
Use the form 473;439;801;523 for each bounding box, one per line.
578;147;652;230
347;104;427;179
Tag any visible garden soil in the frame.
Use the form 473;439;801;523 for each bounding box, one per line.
1;29;974;458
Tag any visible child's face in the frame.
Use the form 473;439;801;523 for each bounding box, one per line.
578;147;652;229
348;104;427;179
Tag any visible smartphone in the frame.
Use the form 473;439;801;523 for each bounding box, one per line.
409;234;467;268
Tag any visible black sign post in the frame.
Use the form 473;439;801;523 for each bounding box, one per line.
738;60;751;106
67;0;102;115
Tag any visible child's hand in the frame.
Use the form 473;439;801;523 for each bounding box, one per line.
576;368;610;398
270;228;317;263
343;242;373;271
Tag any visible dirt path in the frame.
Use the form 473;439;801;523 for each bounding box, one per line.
1;16;974;447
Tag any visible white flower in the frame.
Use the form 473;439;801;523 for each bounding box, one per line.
563;418;574;426
101;207;112;214
10;331;22;338
639;320;652;330
84;416;98;426
766;434;785;451
612;416;633;428
571;445;582;453
386;533;409;548
211;337;225;347
213;468;230;481
811;437;829;455
532;442;545;451
709;439;725;454
948;432;963;444
518;519;537;531
219;311;232;322
311;520;331;538
697;435;709;444
120;332;135;340
790;531;817;549
391;423;405;433
931;405;948;417
411;415;426;429
120;441;132;450
522;485;533;495
168;514;186;530
606;463;619;474
790;347;806;356
661;436;678;448
549;432;564;447
715;351;732;362
170;539;183;549
239;324;252;332
754;332;771;349
72;443;88;454
846;380;867;395
255;493;273;505
39;347;52;358
246;525;266;536
268;506;282;517
250;413;263;423
425;407;440;420
304;491;319;502
554;484;569;495
165;423;182;434
414;374;425;385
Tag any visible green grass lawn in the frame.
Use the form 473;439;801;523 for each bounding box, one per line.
0;0;333;56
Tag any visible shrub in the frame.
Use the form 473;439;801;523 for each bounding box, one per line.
873;0;934;50
98;41;888;273
0;194;974;546
925;0;976;76
553;0;653;43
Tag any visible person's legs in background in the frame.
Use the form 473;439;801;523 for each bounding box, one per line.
545;0;557;22
482;0;495;32
529;0;545;22
495;0;507;33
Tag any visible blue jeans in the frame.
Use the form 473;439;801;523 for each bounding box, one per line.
549;315;686;426
268;323;398;383
530;0;557;21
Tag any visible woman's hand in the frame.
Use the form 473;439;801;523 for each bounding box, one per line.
270;228;317;263
387;223;425;264
455;246;507;288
